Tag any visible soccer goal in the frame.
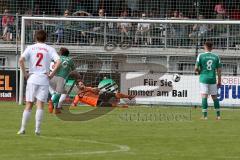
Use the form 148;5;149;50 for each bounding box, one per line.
19;16;240;107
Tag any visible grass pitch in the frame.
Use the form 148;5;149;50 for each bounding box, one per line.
1;101;240;160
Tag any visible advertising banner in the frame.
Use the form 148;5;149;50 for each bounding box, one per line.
0;70;16;101
121;72;240;107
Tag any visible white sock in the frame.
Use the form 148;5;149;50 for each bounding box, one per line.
49;86;55;96
57;94;67;108
35;109;44;133
20;110;32;132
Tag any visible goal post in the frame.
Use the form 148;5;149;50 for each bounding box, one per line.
21;16;240;24
19;16;25;105
19;16;240;106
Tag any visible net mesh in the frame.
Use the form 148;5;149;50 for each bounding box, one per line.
21;18;240;76
21;18;240;50
1;1;240;19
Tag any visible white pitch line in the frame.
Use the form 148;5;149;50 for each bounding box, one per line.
38;136;130;156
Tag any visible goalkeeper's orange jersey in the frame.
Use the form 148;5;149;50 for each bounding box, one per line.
73;87;99;107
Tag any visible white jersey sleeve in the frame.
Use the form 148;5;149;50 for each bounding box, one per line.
22;46;31;60
196;53;202;63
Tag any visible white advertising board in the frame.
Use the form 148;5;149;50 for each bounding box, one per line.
120;72;240;107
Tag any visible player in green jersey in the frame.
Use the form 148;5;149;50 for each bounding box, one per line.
195;41;222;120
49;47;77;114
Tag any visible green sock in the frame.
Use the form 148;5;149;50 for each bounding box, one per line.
214;99;220;117
203;112;208;118
51;93;61;104
202;98;208;117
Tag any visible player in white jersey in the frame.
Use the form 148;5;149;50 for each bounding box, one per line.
17;30;61;135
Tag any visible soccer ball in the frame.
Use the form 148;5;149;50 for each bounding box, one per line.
172;74;181;82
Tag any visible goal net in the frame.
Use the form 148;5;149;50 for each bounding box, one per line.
19;17;240;107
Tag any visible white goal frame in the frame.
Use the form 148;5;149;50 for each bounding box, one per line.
19;16;240;105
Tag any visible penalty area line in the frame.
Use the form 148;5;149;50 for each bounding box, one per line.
38;135;130;156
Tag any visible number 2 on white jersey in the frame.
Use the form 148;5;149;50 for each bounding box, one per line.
206;60;213;70
36;53;43;67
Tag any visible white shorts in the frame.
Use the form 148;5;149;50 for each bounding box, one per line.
200;83;218;95
26;83;49;102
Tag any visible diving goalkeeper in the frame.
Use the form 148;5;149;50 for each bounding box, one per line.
72;80;135;107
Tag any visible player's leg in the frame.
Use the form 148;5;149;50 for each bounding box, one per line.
49;78;58;113
112;92;135;108
52;76;66;110
34;85;49;135
72;95;80;107
56;88;67;110
18;83;35;134
55;94;67;114
108;97;129;108
48;85;55;113
200;83;209;119
49;76;58;102
54;77;67;113
35;100;44;135
18;102;34;134
49;78;62;113
201;94;208;119
57;94;67;108
115;92;136;100
97;92;114;107
210;84;221;119
211;95;220;120
51;93;61;107
98;92;128;108
49;85;55;95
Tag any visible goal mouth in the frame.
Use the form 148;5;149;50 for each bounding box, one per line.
18;17;240;107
